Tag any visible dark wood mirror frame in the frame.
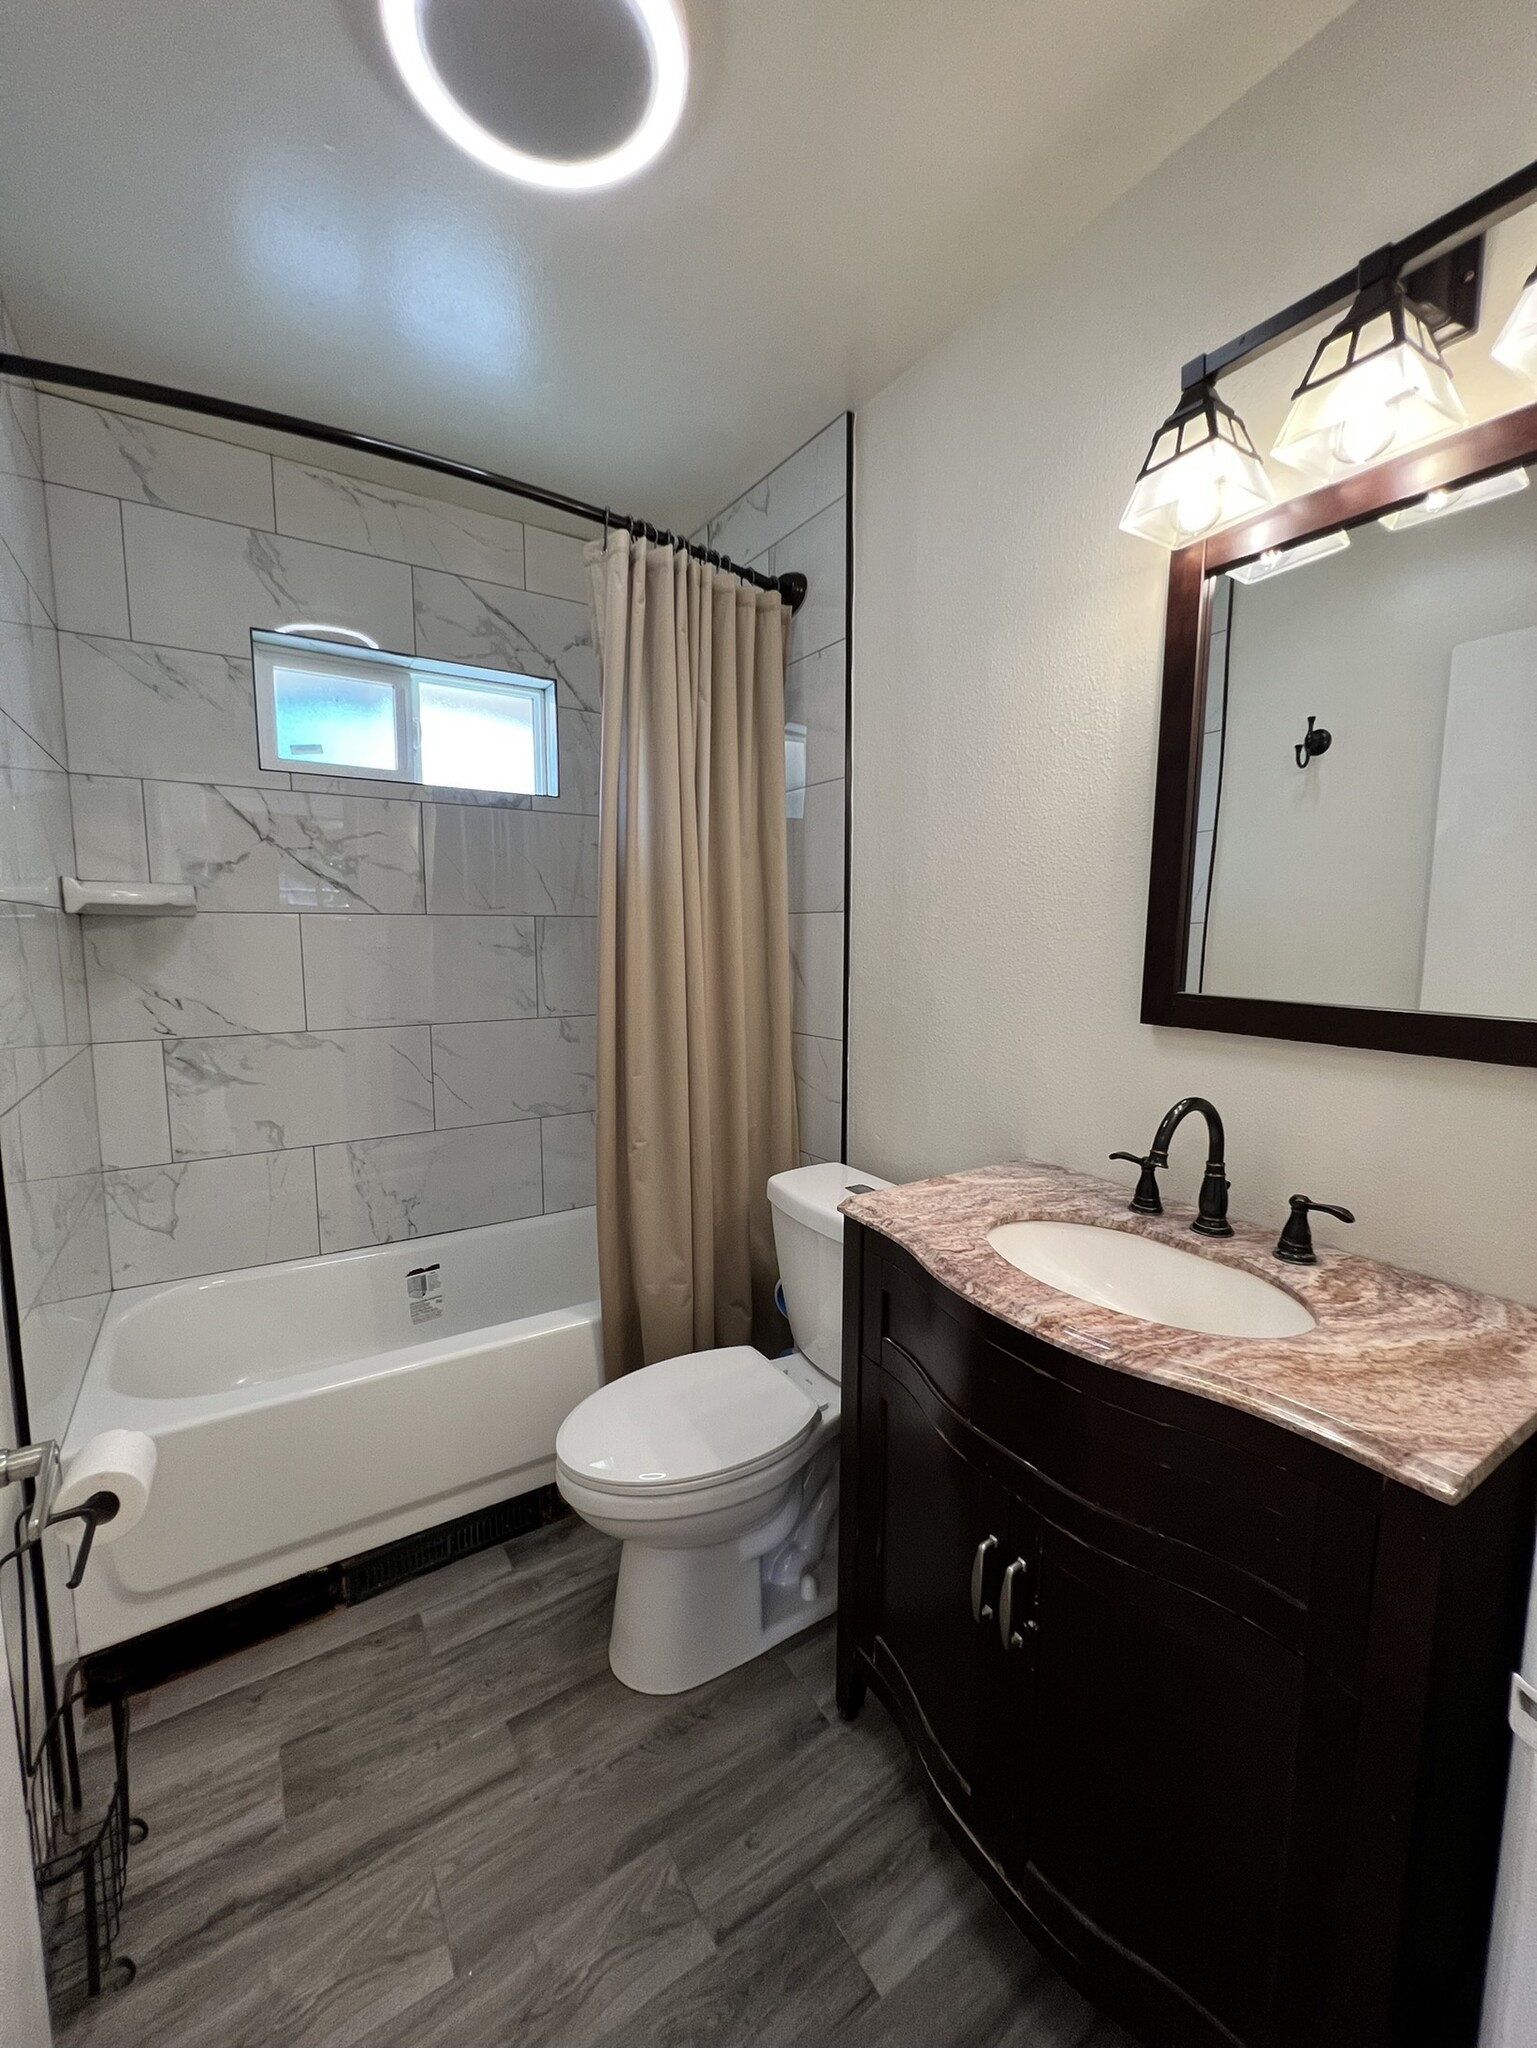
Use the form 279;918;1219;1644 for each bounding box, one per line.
1141;397;1537;1069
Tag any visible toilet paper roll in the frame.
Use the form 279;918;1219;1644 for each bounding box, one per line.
54;1430;157;1544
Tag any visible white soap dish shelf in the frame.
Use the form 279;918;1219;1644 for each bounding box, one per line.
60;880;197;917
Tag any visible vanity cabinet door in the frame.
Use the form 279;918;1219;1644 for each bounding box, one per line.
866;1343;1010;1821
1011;1513;1306;2048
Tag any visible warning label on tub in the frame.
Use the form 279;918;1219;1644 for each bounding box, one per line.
407;1263;443;1323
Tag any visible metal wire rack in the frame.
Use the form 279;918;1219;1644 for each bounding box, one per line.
6;1509;144;2007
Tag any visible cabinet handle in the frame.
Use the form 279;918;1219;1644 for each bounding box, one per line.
999;1557;1036;1652
970;1535;997;1624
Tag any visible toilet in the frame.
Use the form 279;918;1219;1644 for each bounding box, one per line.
555;1162;889;1695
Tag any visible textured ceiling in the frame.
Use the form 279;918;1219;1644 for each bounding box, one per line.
0;0;1354;530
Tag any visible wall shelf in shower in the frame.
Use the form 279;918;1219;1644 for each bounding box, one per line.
61;880;196;917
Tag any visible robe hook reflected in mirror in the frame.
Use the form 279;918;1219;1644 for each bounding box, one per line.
1295;715;1332;769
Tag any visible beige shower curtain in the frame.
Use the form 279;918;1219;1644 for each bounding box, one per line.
585;532;799;1380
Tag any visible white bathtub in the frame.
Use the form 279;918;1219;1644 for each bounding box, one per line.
62;1209;602;1653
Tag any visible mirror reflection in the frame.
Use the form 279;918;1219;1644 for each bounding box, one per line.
1185;462;1537;1019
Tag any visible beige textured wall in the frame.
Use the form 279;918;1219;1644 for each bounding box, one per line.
850;0;1537;1303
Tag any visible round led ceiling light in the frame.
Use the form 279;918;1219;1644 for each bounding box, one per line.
380;0;688;191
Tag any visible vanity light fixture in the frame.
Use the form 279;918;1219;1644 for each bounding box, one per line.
1119;362;1274;549
1271;253;1466;483
379;0;689;193
1379;465;1529;531
1492;263;1537;385
1225;529;1351;585
274;623;381;649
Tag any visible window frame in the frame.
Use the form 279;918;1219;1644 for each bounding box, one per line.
251;629;559;798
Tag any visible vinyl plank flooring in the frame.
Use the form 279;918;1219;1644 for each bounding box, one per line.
811;1789;997;1995
594;1881;875;2048
58;1518;1128;2048
351;1845;716;2048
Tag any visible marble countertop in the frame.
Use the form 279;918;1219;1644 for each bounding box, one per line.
841;1161;1537;1504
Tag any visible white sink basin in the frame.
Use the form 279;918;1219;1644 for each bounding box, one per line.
986;1220;1316;1339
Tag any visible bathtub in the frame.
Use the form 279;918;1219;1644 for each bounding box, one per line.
62;1209;602;1654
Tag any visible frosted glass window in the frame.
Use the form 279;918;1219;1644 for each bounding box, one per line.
253;631;557;797
271;665;399;772
419;677;537;793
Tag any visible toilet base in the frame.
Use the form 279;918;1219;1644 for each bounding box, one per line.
608;1521;839;1695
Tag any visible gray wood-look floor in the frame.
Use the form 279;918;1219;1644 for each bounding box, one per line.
57;1517;1135;2048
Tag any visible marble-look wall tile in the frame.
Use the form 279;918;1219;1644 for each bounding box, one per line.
60;634;289;786
166;1028;434;1157
706;418;847;567
105;1150;319;1286
789;913;844;1042
273;460;525;586
0;618;66;765
40;397;276;528
0;909;73;1049
424;806;598;916
45;484;125;635
10;1172;110;1309
143;782;424;913
93;1040;172;1169
1;470;57;622
523;525;590;603
0;764;75;893
785;641;846;793
71;774;149;882
772;500;846;662
20;1293;109;1444
0;372;42;484
541;1112;595;1213
315;1119;542;1252
0;1049;99;1182
84;912;305;1039
0;1046;76;1121
792;1034;842;1161
301;915;536;1028
0;529;49;632
412;569;599;711
787;777;845;914
58;911;89;1045
432;1016;596;1127
534;709;600;817
536;917;598;1018
121;503;415;658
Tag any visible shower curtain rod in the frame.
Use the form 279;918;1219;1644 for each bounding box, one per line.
0;353;809;612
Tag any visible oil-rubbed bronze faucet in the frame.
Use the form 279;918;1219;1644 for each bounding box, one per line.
1111;1096;1233;1237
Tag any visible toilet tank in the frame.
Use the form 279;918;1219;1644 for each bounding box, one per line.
767;1164;890;1378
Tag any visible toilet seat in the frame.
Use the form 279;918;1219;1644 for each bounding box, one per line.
555;1345;819;1500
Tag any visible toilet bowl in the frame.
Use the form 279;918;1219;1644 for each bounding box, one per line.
556;1162;889;1695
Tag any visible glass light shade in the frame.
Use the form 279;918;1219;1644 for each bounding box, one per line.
1492;267;1537;387
1226;529;1351;584
1120;381;1274;549
1378;466;1529;531
1271;277;1465;483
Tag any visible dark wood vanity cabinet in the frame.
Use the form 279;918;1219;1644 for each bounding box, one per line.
837;1221;1537;2048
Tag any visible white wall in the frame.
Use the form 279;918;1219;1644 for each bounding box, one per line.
850;0;1537;1304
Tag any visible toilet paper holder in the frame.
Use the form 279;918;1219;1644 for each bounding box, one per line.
0;1439;121;1586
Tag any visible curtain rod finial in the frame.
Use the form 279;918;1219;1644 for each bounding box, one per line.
776;570;808;612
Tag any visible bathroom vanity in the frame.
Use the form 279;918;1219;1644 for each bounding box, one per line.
837;1163;1537;2048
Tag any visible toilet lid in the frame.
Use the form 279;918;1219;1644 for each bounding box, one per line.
556;1346;819;1495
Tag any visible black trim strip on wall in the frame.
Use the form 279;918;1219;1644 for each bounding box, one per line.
840;410;855;1164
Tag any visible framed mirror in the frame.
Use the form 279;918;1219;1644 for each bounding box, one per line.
1142;399;1537;1067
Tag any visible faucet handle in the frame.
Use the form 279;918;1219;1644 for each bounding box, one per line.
1275;1195;1355;1265
1110;1152;1163;1216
